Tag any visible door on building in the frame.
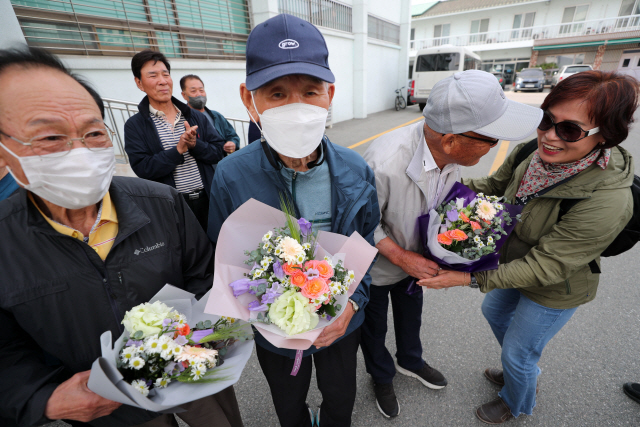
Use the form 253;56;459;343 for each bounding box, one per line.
618;50;640;80
502;62;516;84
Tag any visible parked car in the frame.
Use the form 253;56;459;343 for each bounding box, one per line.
543;68;558;86
491;71;505;89
514;68;545;92
551;64;593;88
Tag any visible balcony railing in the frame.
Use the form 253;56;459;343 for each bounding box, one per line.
411;14;640;51
103;97;251;164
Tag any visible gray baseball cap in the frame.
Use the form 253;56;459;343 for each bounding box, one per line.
423;70;542;141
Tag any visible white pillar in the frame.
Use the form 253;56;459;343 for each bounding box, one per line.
397;0;412;99
250;0;280;26
0;2;27;49
352;0;367;119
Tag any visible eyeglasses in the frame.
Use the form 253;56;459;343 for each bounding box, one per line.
444;133;499;147
538;112;599;142
0;126;114;158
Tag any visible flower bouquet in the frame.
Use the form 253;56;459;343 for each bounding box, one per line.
88;285;254;412
419;182;522;272
204;198;378;351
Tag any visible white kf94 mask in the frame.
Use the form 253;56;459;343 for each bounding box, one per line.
249;94;328;159
1;142;116;209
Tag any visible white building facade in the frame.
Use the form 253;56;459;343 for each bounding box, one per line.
410;0;640;83
1;0;411;137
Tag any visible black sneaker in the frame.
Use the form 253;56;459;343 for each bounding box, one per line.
395;361;448;389
373;382;400;418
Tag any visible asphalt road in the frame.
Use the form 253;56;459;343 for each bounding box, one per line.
49;89;640;427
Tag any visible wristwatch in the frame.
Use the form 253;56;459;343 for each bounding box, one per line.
348;298;360;313
469;274;479;289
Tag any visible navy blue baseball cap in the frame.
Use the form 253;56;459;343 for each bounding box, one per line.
245;14;335;91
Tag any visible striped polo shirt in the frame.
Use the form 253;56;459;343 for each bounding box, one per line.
149;104;203;193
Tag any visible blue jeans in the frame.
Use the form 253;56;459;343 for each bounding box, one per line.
481;289;577;417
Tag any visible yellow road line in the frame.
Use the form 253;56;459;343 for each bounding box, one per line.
348;116;424;149
489;140;511;175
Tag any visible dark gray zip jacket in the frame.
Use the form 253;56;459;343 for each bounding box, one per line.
0;176;214;426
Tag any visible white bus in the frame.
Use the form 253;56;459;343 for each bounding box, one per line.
410;45;481;110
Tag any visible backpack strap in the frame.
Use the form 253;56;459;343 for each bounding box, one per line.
512;139;539;171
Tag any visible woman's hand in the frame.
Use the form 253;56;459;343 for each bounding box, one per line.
417;270;469;289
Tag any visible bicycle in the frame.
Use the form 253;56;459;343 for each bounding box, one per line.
395;87;407;111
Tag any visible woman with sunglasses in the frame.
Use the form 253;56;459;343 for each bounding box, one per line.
418;70;639;424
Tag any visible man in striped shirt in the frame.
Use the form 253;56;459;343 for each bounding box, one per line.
125;50;225;232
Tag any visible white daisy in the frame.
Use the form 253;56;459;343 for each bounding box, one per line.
302;243;311;250
171;344;184;357
263;242;273;252
260;257;274;268
274;247;283;256
121;346;138;363
477;242;485;248
130;356;145;370
252;269;264;279
190;365;206;380
295;254;305;264
131;379;149;397
154;376;171;388
323;256;334;267
158;335;175;360
144;337;161;354
473;236;482;243
262;231;273;243
487;236;494;244
173;313;187;326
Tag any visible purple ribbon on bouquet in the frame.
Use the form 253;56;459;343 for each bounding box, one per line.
407;182;523;295
291;350;304;376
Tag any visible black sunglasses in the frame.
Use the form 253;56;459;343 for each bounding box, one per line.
538;112;600;142
442;133;499;146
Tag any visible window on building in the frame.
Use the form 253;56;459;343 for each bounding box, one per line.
415;53;460;72
11;0;250;59
278;0;353;33
512;12;535;39
544;53;585;67
470;18;489;43
368;15;400;44
410;28;415;49
433;23;450;46
623;58;631;67
617;0;640;27
560;5;589;34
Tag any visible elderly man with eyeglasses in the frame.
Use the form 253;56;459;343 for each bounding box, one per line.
360;70;542;418
0;47;242;427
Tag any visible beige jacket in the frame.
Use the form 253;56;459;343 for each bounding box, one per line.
363;121;460;286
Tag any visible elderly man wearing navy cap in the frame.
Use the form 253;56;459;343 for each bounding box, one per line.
207;14;380;427
361;70;542;419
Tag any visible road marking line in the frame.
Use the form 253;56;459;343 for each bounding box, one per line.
348;116;424;149
489;140;511;175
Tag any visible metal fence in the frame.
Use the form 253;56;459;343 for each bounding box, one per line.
411;14;640;51
368;14;400;45
278;0;352;33
102;98;251;164
12;0;250;59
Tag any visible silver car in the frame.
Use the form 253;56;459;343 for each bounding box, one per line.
551;64;593;88
514;68;545;92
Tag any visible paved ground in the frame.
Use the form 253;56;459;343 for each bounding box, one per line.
49;88;640;427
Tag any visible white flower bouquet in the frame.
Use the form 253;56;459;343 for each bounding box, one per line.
88;285;254;412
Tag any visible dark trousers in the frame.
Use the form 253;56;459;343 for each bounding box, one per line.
360;276;424;384
182;190;209;232
256;328;361;427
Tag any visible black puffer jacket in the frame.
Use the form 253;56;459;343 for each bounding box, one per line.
0;176;214;426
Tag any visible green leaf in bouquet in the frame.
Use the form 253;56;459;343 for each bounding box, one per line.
335;304;342;311
204;320;212;329
133;330;144;340
325;304;337;317
279;193;302;243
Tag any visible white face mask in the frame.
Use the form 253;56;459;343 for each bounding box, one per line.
248;94;328;159
0;142;116;209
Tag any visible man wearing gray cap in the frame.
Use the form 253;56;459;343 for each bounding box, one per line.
361;70;542;418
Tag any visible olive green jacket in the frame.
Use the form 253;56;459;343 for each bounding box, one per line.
463;143;634;309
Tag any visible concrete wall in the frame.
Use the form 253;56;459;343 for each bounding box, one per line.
366;41;403;113
324;31;356;123
61;56;249;120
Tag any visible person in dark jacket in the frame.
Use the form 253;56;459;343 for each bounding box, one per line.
0;47;242;427
208;14;380;427
124;50;225;232
179;74;241;153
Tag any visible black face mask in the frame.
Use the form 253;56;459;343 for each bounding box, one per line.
188;95;207;110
